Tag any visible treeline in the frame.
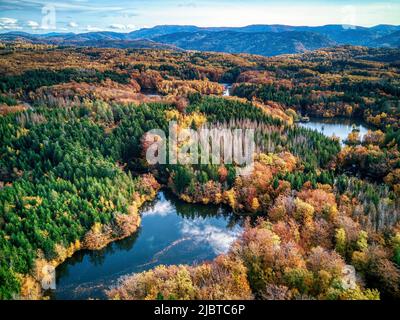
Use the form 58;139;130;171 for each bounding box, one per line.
188;96;340;168
0;102;170;299
0;69;130;94
232;80;400;130
0;94;17;106
337;129;400;189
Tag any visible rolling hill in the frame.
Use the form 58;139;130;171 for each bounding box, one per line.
1;24;399;56
151;31;335;56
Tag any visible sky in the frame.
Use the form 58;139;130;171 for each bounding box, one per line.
0;0;399;34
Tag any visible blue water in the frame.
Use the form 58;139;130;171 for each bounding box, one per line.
50;191;242;300
299;118;370;146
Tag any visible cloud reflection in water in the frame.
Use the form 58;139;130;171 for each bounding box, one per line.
180;219;241;255
142;200;175;217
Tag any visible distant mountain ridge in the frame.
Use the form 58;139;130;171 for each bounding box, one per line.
0;32;178;51
1;24;399;56
151;31;335;56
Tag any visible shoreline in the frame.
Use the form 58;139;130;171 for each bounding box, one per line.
18;180;160;300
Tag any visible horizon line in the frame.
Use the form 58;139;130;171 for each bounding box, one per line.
1;23;400;35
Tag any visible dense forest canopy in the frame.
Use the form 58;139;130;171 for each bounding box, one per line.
0;42;399;300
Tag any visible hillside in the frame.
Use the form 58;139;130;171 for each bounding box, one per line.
1;24;399;56
151;31;335;56
372;30;400;47
0;32;178;50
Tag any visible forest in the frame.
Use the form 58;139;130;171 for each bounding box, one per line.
0;42;399;300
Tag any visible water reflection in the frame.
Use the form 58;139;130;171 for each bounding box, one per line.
181;219;241;254
298;117;370;146
51;190;242;300
222;83;232;96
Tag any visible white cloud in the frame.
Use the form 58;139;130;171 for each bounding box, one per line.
0;17;17;24
109;23;138;31
178;2;197;8
0;0;125;13
126;24;138;30
0;17;20;30
68;21;78;28
85;25;102;32
27;20;39;29
181;219;241;255
24;20;53;31
142;200;174;217
109;23;126;30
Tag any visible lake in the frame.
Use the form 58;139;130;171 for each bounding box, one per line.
49;114;368;300
298;118;370;146
222;83;232;96
50;191;242;300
